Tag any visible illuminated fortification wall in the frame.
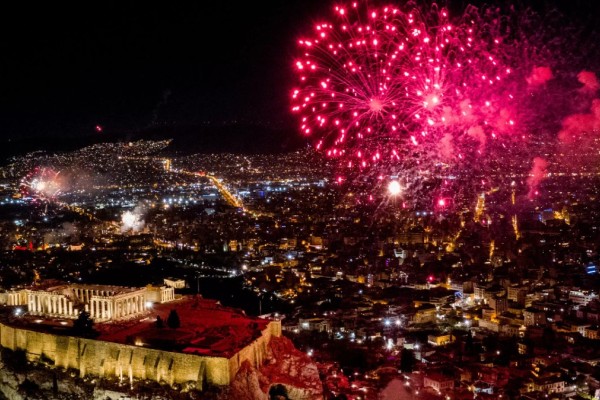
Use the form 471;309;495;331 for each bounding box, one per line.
0;319;281;389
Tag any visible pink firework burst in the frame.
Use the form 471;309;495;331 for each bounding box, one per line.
20;167;64;202
291;2;518;194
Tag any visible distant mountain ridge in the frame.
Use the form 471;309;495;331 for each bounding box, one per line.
1;123;306;161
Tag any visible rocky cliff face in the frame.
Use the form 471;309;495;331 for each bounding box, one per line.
229;362;268;400
0;359;90;400
0;357;205;400
229;336;323;400
0;360;21;400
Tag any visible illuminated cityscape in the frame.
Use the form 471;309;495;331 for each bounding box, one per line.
1;1;600;400
0;136;599;399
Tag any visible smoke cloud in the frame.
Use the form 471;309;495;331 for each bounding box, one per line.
467;125;486;151
439;133;454;159
558;99;600;143
527;66;553;87
578;71;599;92
526;157;548;199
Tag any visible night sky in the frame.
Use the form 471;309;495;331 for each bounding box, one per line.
0;2;322;145
0;1;597;155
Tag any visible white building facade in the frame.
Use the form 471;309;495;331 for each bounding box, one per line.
3;282;175;322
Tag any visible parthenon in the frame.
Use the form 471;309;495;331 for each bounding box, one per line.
1;280;175;322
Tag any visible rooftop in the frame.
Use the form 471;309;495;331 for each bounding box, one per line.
97;295;271;358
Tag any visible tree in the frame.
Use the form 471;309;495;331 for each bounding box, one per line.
1;348;27;373
167;309;180;329
72;310;96;337
155;315;164;329
399;348;416;373
465;329;474;354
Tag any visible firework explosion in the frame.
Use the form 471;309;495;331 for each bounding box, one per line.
120;207;145;233
20;167;64;202
290;1;591;209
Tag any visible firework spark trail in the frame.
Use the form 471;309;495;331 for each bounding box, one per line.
20;167;64;202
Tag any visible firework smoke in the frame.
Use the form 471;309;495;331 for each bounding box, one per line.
526;157;548;199
526;66;553;87
559;72;600;143
43;222;79;245
578;71;600;92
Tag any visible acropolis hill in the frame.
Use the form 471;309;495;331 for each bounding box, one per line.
0;281;284;392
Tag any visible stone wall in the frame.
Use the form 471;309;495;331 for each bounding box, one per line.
0;319;281;390
228;318;282;381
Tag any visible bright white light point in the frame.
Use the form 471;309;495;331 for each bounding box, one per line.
34;181;46;191
122;211;137;227
388;180;401;195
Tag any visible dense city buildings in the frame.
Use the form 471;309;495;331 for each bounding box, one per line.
0;139;599;399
